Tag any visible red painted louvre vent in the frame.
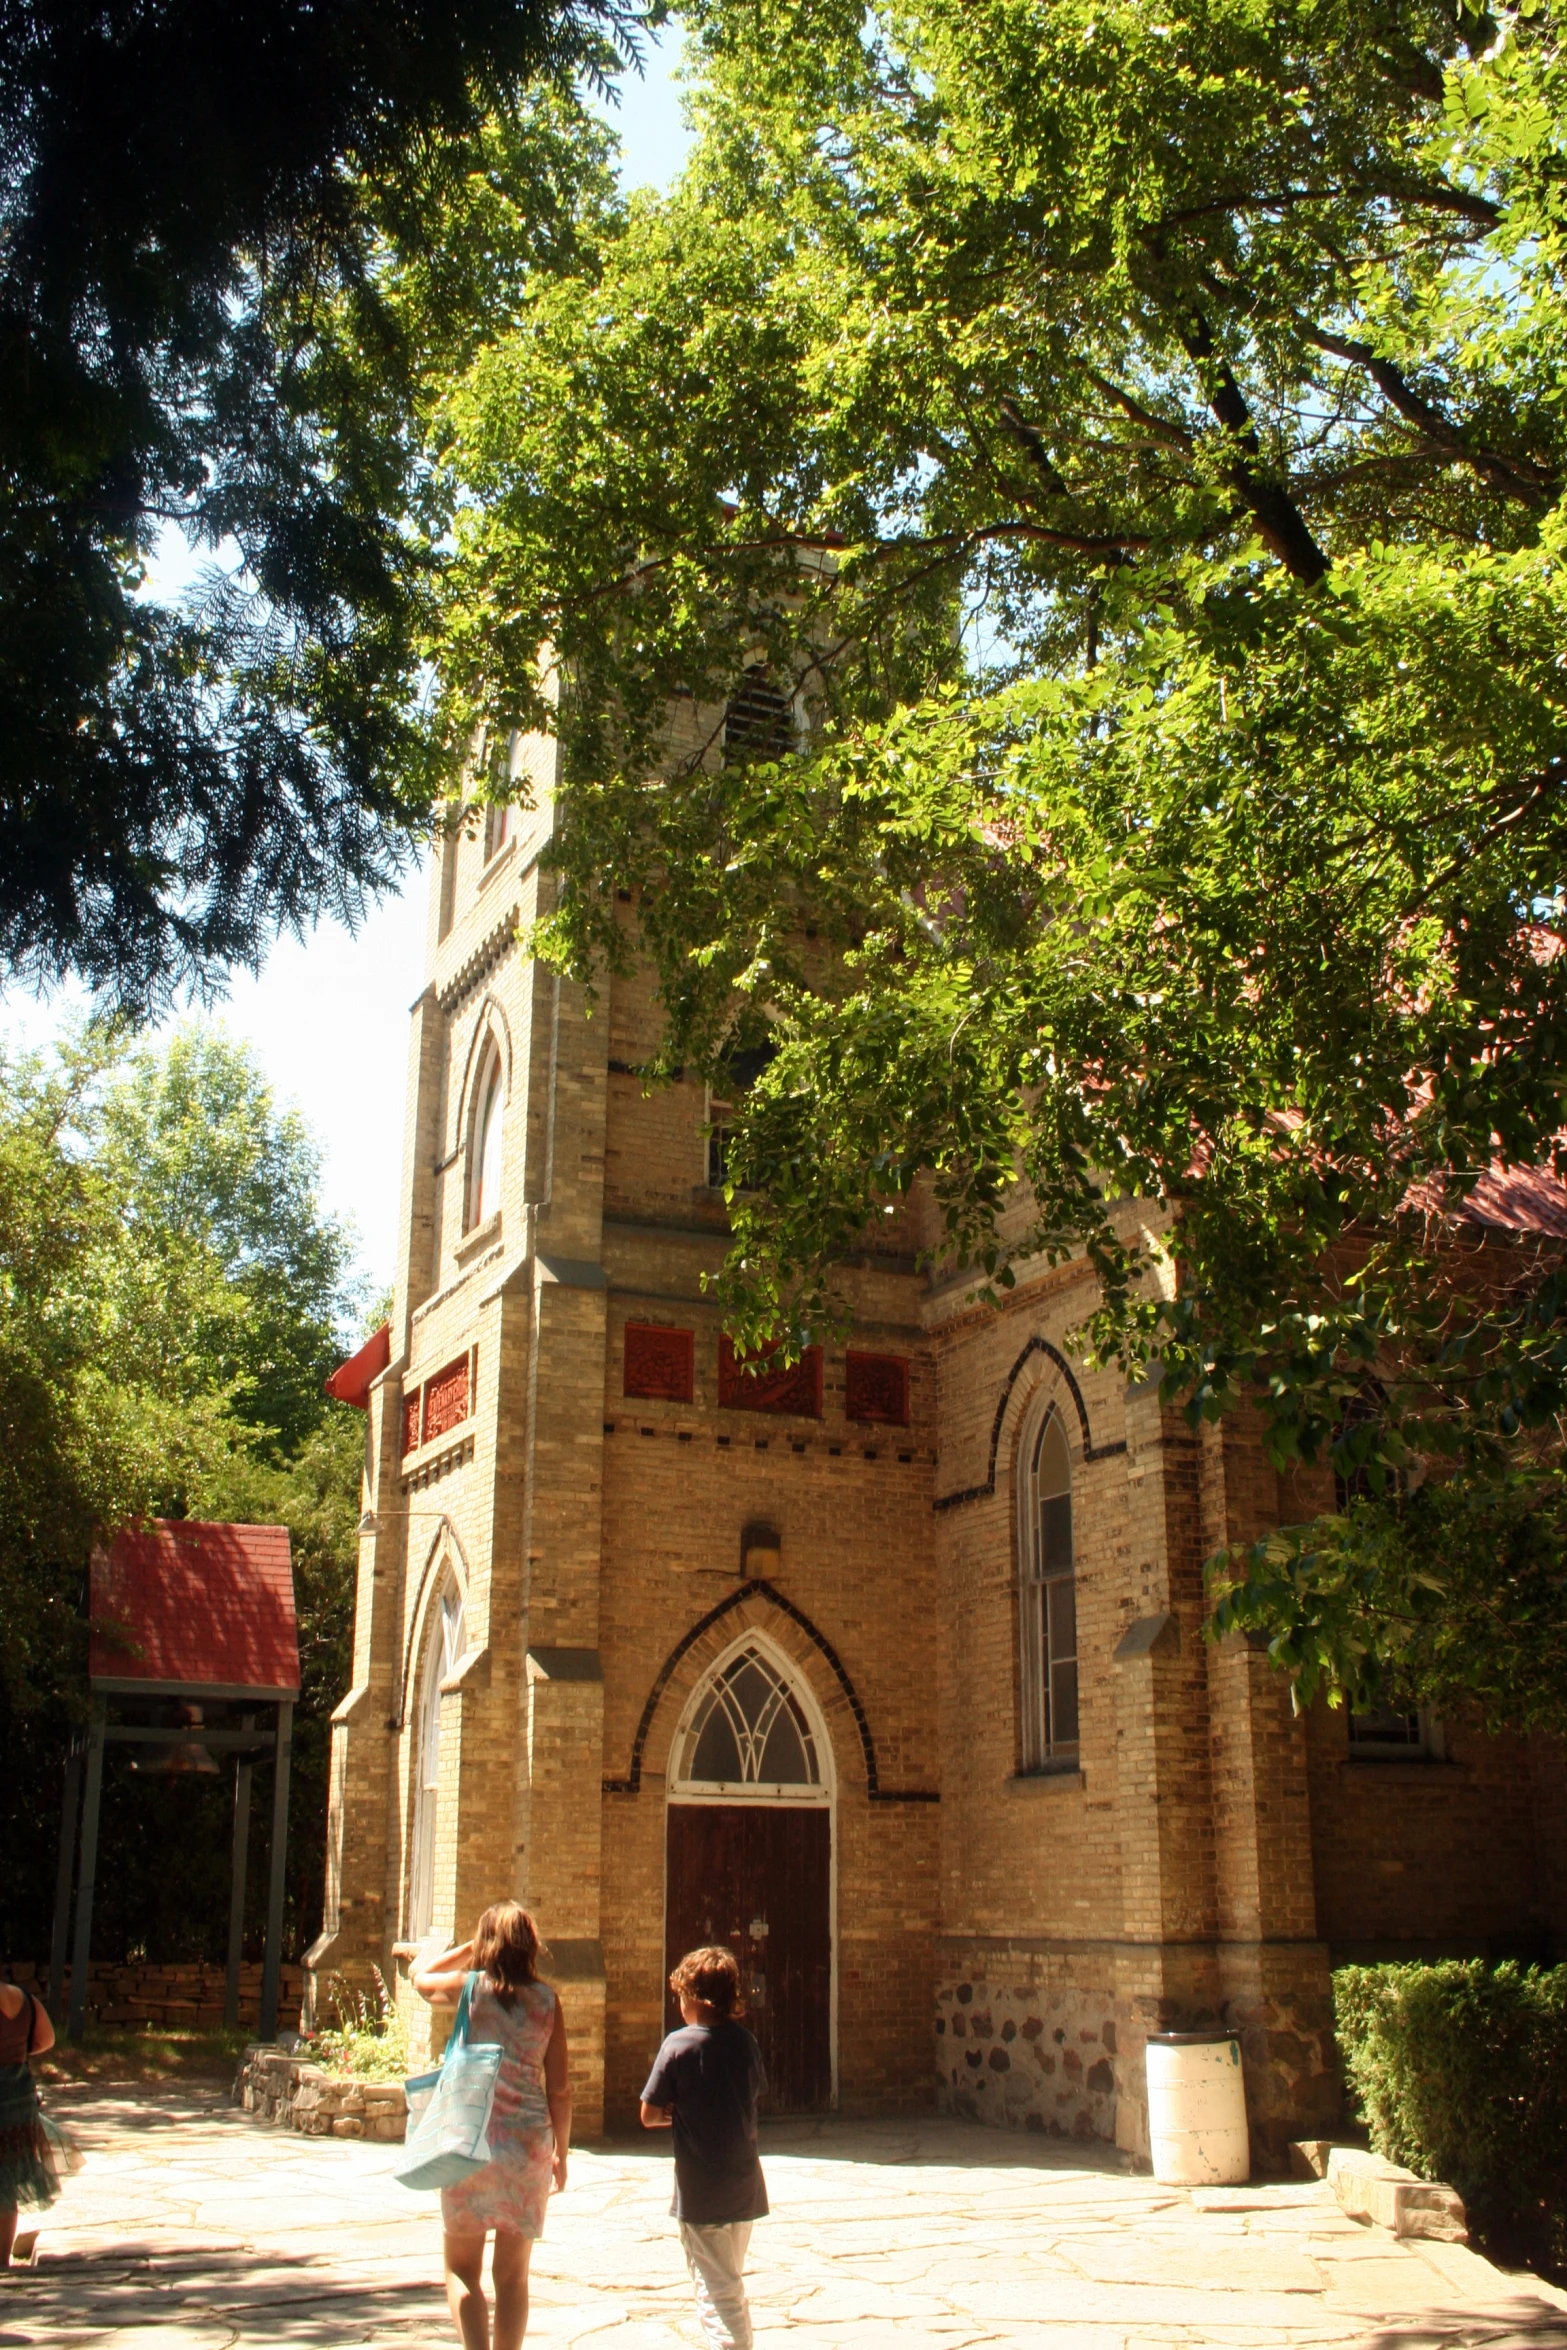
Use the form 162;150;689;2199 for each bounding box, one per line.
422;1353;472;1445
845;1351;910;1426
90;1521;299;1698
624;1323;695;1403
718;1336;822;1418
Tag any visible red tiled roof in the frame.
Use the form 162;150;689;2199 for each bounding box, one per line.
90;1521;299;1696
1457;1163;1567;1240
324;1321;391;1409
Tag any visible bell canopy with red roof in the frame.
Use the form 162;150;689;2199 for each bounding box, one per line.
90;1520;299;1700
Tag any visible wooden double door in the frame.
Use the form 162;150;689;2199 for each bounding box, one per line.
664;1803;832;2111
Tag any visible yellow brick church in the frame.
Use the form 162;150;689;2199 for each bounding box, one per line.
308;697;1567;2167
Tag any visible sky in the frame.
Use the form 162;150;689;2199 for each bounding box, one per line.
0;29;695;1306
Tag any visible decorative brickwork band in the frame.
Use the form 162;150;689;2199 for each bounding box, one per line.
422;1352;473;1445
400;1392;421;1457
603;1577;938;1804
624;1322;695;1403
845;1351;910;1427
717;1338;822;1417
933;1334;1126;1510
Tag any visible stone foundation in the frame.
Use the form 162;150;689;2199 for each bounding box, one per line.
936;1937;1340;2169
234;2045;407;2141
936;1955;1118;2142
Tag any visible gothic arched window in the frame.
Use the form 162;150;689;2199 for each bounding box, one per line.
467;1043;504;1231
484;801;516;861
1020;1408;1079;1769
408;1580;467;1939
678;1646;821;1791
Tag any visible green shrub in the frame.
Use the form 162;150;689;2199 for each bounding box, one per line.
1333;1961;1567;2273
312;1969;409;2083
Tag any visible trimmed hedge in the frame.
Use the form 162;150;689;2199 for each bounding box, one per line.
1333;1961;1567;2272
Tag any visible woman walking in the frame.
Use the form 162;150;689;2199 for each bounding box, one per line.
0;1979;57;2267
412;1905;570;2350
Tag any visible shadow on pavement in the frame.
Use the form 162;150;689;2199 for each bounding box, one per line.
604;2109;1139;2177
1356;2309;1567;2348
3;2238;442;2345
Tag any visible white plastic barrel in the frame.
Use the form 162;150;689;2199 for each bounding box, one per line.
1144;2032;1250;2185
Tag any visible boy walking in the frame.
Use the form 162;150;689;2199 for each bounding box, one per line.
641;1946;768;2350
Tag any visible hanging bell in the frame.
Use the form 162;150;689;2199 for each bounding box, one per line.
129;1701;221;1775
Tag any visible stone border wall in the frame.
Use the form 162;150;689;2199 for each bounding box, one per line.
234;2044;407;2141
6;1957;305;2030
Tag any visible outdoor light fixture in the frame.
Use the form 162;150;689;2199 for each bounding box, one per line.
357;1507;453;1536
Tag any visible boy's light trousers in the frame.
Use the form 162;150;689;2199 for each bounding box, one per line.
678;2219;754;2350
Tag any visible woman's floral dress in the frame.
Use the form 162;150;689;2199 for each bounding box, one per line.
0;1992;55;2216
440;1976;559;2239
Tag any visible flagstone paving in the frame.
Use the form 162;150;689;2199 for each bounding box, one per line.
5;2083;1567;2350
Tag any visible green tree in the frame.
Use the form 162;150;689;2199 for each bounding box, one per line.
0;0;637;1013
0;1021;367;1968
96;1025;361;1457
0;1031;231;1707
421;0;1567;1723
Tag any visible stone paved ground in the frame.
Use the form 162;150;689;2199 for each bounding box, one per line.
6;2085;1567;2350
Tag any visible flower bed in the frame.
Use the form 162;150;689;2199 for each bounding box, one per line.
234;2044;407;2141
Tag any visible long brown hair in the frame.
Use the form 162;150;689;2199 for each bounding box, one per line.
472;1902;540;2007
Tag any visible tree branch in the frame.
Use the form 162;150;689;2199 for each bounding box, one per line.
1181;317;1331;583
1081;369;1196;450
1302;322;1555;506
1155;178;1499;231
1404;756;1567;916
997;397;1072;497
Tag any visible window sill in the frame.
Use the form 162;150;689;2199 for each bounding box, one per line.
455;1213;501;1263
479;836;518;887
1007;1765;1085;1796
1342;1754;1459;1773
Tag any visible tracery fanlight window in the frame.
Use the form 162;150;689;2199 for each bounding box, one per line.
408;1580;467;1939
677;1645;822;1793
467;1044;504;1230
1019;1408;1079;1769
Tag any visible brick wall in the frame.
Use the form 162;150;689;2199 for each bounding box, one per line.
5;1957;305;2031
1308;1703;1566;1960
315;734;1567;2173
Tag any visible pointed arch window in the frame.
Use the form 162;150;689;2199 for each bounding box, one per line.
677;1645;822;1794
1020;1409;1079;1769
408;1580;467;1940
468;1044;504;1230
484;801;516;862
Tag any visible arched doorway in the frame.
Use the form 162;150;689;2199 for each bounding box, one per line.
665;1638;834;2111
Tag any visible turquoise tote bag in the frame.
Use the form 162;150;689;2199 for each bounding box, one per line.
394;1973;503;2192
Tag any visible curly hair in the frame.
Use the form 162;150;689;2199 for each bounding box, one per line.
472;1901;540;2007
669;1944;740;2017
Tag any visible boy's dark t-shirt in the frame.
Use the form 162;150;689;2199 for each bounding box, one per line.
641;2018;769;2223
